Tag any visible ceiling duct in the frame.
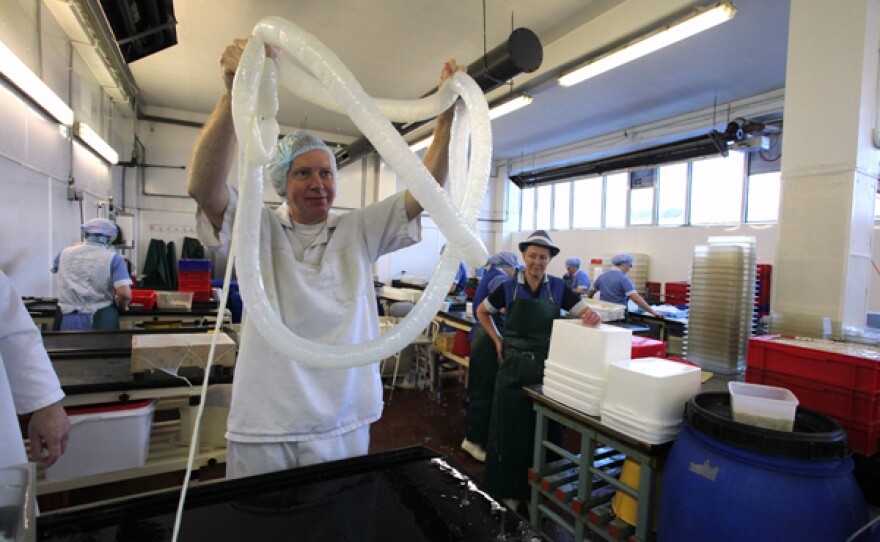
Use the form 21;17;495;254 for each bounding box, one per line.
508;123;744;188
99;0;178;63
336;27;542;168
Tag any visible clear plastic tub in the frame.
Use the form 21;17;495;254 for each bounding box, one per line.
157;290;194;310
729;381;798;432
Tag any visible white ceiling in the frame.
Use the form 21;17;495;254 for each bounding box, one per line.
124;0;790;167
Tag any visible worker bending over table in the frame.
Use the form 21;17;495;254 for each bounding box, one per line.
188;37;461;478
477;230;601;511
588;253;662;318
562;257;590;293
52;218;132;330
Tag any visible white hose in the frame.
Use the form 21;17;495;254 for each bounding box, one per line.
230;16;491;368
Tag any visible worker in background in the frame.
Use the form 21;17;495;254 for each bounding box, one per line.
52;218;132;330
563;257;590;293
477;230;601;512
461;251;520;462
587;253;662;318
0;270;70;470
442;244;468;296
187;37;460;479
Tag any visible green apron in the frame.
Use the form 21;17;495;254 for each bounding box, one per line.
484;283;560;500
464;315;503;446
91;304;120;330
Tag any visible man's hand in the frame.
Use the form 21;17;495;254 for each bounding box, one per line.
581;308;602;327
28;402;70;468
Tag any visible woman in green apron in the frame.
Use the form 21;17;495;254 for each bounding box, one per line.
475;230;601;511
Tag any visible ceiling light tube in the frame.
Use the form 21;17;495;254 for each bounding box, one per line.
75;122;119;164
0;39;74;126
409;135;434;152
558;1;736;87
489;94;533;120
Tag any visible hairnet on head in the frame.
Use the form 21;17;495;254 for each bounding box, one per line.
81;218;118;238
266;130;337;198
612;253;634;266
565;257;581;267
489;251;519;269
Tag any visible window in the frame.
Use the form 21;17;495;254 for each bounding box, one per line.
629;185;655;225
553;182;571;229
571;177;602;228
604;173;628;227
520;187;535;231
746;171;781;222
535;184;552;230
657;163;688;225
690;153;745;224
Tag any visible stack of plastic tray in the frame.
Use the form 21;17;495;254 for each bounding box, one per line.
628;253;650;296
178;259;211;301
684;236;758;375
746;335;880;455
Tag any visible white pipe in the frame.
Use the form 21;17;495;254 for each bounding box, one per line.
229;16;491;368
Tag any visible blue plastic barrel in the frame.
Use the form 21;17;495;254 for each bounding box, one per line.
658;392;867;542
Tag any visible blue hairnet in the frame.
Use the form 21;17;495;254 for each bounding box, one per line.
489;251;519;268
81;218;118;237
565;257;581;267
266;130;337;198
612;253;634;266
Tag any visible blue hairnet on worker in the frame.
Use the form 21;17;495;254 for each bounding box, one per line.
81;218;119;243
267;130;338;198
52;218;133;330
611;253;634;266
489;251;519;269
563;256;590;293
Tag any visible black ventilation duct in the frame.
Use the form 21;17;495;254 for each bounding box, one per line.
508;123;742;188
100;0;178;63
336;28;542;167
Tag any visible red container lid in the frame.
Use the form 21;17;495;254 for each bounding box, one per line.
66;399;154;416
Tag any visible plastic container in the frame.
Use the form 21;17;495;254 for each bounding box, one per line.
157;290;194;310
729;381;798;432
601;358;701;426
130;289;157;310
46;399;155;480
547;321;631;378
179;385;231;448
631;336;666;359
658;392;867;542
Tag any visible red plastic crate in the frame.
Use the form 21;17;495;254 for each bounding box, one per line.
840;418;880;456
130;289;157;310
631;336;666;359
746;366;880;428
748;335;880;393
452;329;471;357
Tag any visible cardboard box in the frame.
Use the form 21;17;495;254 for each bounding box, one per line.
131;333;237;372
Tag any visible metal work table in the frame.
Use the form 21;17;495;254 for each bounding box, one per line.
37;446;547;541
25;297;230;330
526;385;671;542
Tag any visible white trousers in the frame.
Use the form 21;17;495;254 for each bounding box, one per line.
225;425;371;479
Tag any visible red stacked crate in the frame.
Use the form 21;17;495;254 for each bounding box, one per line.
178;259;212;301
631;336;666;359
645;281;662;304
747;335;880;455
664;281;689;305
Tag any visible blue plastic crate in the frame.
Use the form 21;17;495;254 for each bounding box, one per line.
178;258;211;271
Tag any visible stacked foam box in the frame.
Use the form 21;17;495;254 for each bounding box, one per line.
543;321;632;415
600;358;701;443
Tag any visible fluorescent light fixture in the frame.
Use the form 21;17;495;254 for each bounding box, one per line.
0;39;74;126
409;135;434;152
75;122;119;164
558;1;736;87
489;94;533;120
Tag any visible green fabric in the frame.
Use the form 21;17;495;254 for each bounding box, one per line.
484;292;560;500
142;239;170;287
91;304;120;330
465;325;500;446
181;236;206;259
166;241;178;289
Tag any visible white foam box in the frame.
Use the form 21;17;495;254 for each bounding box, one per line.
729;381;799;432
601;357;701;426
131;332;237;372
547;321;632;378
45;399;155;480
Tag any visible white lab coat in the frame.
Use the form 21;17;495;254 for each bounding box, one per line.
197;187;419;443
0;271;65;469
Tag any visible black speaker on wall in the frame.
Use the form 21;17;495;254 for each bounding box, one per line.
100;0;178;63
